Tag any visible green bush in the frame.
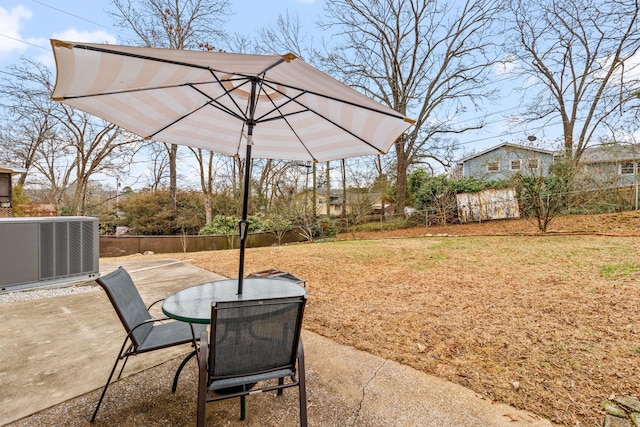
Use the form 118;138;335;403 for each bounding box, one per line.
198;213;272;236
198;215;238;235
118;190;205;235
312;216;340;238
512;157;573;232
262;213;293;245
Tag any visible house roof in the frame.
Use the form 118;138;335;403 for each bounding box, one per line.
0;165;27;175
457;143;556;164
580;144;640;163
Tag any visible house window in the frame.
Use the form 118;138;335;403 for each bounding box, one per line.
487;161;499;172
0;174;10;203
527;158;539;169
318;197;324;204
620;161;635;175
510;160;521;171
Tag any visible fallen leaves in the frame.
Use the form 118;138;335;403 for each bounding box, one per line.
130;210;640;426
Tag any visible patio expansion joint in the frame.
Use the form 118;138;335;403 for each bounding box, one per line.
350;358;388;426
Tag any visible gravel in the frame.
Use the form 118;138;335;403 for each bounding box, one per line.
0;284;99;304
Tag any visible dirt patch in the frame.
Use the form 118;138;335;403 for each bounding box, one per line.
130;211;640;426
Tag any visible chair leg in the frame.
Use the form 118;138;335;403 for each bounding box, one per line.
91;356;123;422
277;377;284;395
297;340;308;427
116;354;130;380
240;386;247;420
197;333;208;427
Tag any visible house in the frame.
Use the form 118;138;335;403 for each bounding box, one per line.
294;189;392;217
0;165;26;218
456;143;556;181
578;144;640;188
371;195;394;215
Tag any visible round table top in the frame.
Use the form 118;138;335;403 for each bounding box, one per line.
162;278;307;324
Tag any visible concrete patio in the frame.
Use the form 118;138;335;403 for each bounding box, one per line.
0;258;555;426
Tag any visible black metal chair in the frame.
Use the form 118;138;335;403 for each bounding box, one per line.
92;266;206;422
197;295;308;426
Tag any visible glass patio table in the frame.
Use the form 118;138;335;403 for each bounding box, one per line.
162;277;306;394
162;278;307;324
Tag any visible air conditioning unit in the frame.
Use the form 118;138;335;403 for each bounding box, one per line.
0;217;99;292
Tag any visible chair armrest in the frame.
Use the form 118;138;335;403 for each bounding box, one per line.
125;316;172;341
147;298;165;310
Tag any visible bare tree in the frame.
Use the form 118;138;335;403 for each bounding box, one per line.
255;11;315;59
56;108;142;215
188;147;216;223
30;131;75;209
320;0;504;212
1;59;142;214
508;0;640;166
109;0;231;209
143;141;169;191
0;60;58;186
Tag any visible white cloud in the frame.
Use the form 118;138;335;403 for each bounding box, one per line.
30;29;116;68
33;29;117;67
595;50;640;86
52;28;117;45
494;54;517;76
0;5;32;55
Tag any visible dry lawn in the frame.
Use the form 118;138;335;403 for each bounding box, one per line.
135;211;640;426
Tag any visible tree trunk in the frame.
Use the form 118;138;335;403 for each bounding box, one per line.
168;143;178;210
395;141;409;214
341;159;347;217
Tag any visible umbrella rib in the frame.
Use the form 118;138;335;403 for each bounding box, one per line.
188;83;247;122
202;71;251;122
54;82;201;101
72;43;223;72
257;81;385;154
266;79;408;122
147;102;210;139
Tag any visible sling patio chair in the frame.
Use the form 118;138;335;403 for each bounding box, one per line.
197;295;308;426
92;266;207;422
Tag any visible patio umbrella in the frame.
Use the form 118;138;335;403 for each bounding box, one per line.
50;40;414;294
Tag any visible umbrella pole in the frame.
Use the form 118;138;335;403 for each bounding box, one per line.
237;78;258;295
237;141;252;295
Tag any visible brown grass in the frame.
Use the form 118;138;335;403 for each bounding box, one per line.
130;211;640;426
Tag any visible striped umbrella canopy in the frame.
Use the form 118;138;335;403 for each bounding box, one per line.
50;40;414;292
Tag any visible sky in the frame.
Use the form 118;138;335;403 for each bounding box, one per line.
0;0;323;68
0;0;599;190
0;0;325;188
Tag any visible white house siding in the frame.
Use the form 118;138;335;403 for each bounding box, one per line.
460;144;555;181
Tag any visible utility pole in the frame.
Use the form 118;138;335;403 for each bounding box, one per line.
326;161;331;217
312;163;317;218
341;159;347;217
